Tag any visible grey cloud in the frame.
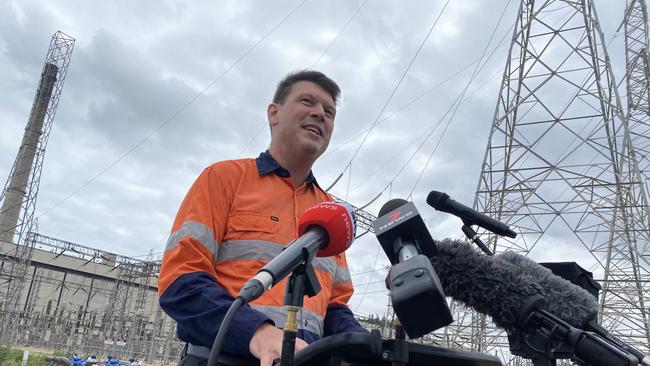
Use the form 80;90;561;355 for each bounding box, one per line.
0;0;633;318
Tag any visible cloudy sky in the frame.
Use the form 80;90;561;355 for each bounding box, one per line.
0;0;630;317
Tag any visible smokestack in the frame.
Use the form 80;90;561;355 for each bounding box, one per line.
0;63;58;244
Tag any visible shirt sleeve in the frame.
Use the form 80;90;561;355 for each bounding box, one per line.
158;166;272;357
324;305;369;336
324;253;368;336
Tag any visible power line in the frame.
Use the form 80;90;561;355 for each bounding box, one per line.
347;1;514;314
235;0;367;159
312;0;368;67
31;0;309;222
339;0;451;178
345;11;515;200
407;0;514;198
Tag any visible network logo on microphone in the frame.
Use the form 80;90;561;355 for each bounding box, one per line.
333;199;357;241
388;210;401;221
298;201;356;257
377;207;414;232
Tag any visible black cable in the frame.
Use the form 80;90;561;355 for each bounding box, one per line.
207;296;245;366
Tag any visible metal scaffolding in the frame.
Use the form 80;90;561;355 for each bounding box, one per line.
0;31;75;343
470;0;650;361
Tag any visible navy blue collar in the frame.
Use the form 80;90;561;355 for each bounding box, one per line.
255;150;319;186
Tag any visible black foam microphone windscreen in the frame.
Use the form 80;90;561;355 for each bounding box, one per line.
496;251;599;328
430;239;603;332
429;239;544;331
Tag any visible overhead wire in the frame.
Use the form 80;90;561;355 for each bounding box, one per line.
321;55;483;162
350;0;515;312
406;0;514;198
28;0;310;223
336;0;452;190
346;66;505;198
234;0;368;159
346;6;515;202
345;0;480;311
312;0;368;68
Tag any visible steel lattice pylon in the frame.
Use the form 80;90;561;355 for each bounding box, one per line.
0;31;74;343
467;0;650;361
624;0;650;207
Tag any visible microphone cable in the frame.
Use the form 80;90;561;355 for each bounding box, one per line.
207;296;245;366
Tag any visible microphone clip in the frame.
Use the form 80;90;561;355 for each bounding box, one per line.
460;224;493;255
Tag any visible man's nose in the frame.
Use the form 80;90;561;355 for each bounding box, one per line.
310;104;326;122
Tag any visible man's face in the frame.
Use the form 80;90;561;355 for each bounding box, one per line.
268;80;336;158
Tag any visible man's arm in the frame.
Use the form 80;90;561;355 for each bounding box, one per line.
160;272;271;356
323;253;369;336
158;166;272;357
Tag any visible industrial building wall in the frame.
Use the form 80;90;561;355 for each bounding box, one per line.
1;240;404;363
0;241;183;363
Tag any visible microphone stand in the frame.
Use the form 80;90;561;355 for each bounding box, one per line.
461;223;493;255
280;259;321;366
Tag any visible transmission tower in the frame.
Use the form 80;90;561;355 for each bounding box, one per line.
623;0;650;200
471;0;650;359
0;31;74;343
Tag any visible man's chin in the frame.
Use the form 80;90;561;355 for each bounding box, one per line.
298;143;325;159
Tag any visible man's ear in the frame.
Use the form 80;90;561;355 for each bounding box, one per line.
267;103;279;127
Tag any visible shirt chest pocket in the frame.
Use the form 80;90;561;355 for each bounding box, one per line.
225;212;280;241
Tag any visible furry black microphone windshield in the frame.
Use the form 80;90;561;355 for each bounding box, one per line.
429;239;544;332
496;251;599;328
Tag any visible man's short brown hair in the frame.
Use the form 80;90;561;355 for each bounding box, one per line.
273;70;341;105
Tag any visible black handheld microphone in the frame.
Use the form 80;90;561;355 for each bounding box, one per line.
373;199;452;338
426;190;517;238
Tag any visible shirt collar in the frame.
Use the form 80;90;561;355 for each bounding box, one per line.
255;150;318;185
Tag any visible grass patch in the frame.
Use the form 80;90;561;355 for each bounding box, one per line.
0;345;50;366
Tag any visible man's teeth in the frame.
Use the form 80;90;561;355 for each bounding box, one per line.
306;127;320;136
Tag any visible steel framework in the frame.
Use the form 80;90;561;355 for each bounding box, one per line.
0;232;176;361
624;0;650;203
471;0;650;361
0;31;75;343
330;194;377;235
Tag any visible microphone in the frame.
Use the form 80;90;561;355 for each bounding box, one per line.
429;239;540;331
495;251;598;327
497;251;650;365
373;199;452;338
237;200;356;303
374;199;438;263
429;239;639;365
426;190;517;238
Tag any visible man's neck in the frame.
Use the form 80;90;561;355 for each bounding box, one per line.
268;147;315;187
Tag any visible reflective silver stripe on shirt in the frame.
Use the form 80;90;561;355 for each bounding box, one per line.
252;305;324;336
218;240;337;277
333;266;352;284
165;221;218;259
